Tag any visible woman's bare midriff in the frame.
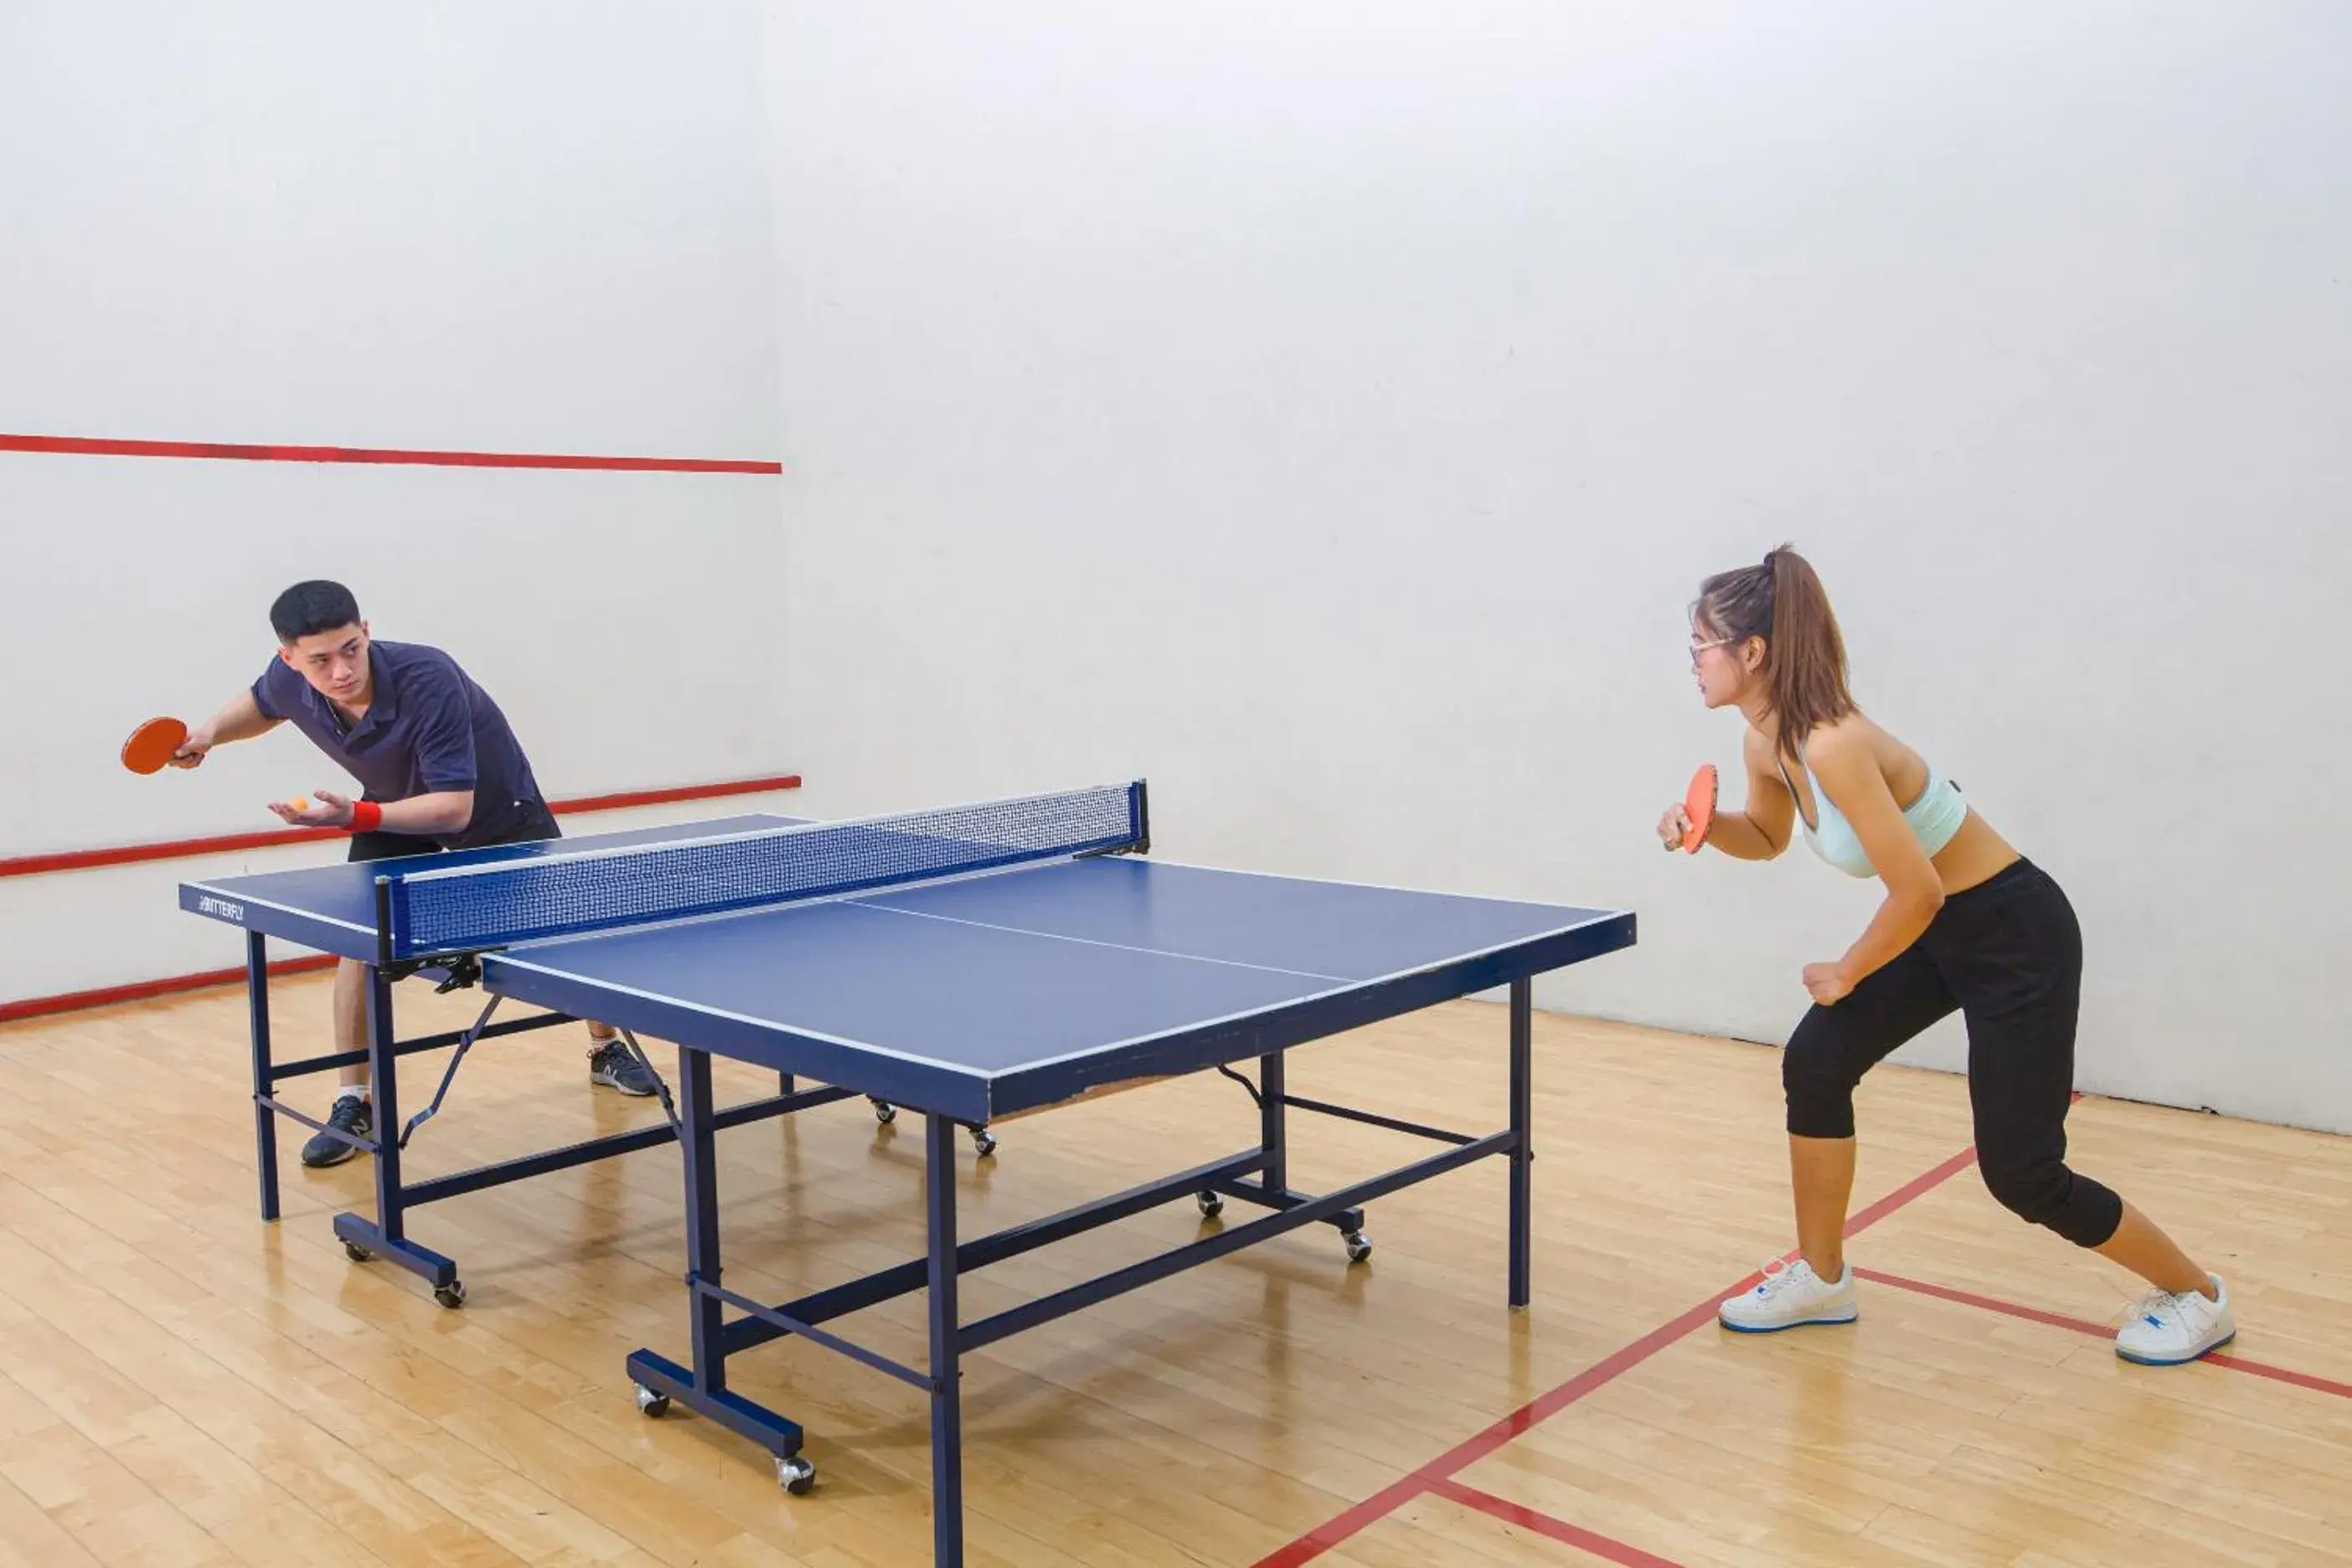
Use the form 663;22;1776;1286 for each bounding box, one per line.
1930;808;2021;896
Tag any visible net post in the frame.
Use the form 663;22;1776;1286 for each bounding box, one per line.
373;875;395;967
1129;779;1150;854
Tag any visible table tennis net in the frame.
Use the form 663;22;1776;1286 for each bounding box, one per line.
384;781;1145;957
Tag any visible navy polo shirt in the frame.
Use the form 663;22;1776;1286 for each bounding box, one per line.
251;639;547;848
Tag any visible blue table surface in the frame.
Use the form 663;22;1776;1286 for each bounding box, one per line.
485;854;1622;1080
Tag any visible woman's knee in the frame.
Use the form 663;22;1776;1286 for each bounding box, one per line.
1782;1028;1859;1140
1979;1149;2122;1248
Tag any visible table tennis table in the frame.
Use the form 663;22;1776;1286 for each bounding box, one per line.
182;781;1634;1565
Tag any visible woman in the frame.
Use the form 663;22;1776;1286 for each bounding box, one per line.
1661;546;2233;1365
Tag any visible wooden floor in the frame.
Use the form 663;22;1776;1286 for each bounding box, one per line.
0;974;2345;1566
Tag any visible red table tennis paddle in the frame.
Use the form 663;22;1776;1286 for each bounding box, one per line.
121;716;188;774
1677;762;1717;853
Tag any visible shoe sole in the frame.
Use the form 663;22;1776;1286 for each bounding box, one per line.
1719;1309;1859;1334
591;1070;657;1098
2116;1328;2235;1366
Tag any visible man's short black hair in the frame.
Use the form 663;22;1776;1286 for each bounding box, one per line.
270;580;364;642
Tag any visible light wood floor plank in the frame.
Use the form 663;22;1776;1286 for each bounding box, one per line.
0;974;2342;1566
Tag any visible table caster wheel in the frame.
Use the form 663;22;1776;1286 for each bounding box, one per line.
870;1098;897;1125
1197;1191;1224;1218
970;1126;998;1158
343;1240;373;1263
776;1454;816;1495
634;1385;670;1418
1343;1231;1373;1264
434;1280;468;1308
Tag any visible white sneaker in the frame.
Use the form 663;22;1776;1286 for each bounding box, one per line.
2115;1273;2236;1365
1718;1257;1859;1333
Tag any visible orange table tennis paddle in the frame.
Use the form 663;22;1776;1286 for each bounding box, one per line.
121;716;188;775
1678;762;1717;853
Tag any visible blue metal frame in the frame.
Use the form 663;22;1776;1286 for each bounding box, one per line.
623;973;1548;1566
1509;977;1534;1307
196;812;973;1306
245;932;278;1222
925;1111;963;1565
226;921;880;1308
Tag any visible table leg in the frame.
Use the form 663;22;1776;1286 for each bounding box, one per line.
1509;977;1533;1308
926;1112;966;1565
245;933;279;1221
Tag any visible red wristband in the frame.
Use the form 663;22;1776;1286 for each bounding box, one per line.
349;800;383;833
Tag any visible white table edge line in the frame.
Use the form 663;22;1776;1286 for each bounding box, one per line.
183;881;375;934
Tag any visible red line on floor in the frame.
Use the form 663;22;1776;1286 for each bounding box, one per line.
1250;1146;1980;1566
1844;1145;1980;1231
1250;1297;1726;1568
1855;1267;2352;1400
0;772;802;879
1428;1478;1685;1566
0;431;781;474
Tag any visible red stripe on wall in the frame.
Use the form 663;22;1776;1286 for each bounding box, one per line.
544;776;802;816
0;774;802;879
0;431;781;475
0;955;338;1024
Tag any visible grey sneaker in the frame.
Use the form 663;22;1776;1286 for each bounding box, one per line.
588;1039;661;1097
302;1095;372;1168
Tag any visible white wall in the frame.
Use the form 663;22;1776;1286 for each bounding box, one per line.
763;2;2352;1131
0;1;785;1005
0;1;777;458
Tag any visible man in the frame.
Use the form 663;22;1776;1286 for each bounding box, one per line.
173;580;656;1167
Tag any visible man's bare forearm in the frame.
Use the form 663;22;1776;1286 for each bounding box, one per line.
368;791;475;838
197;691;277;746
